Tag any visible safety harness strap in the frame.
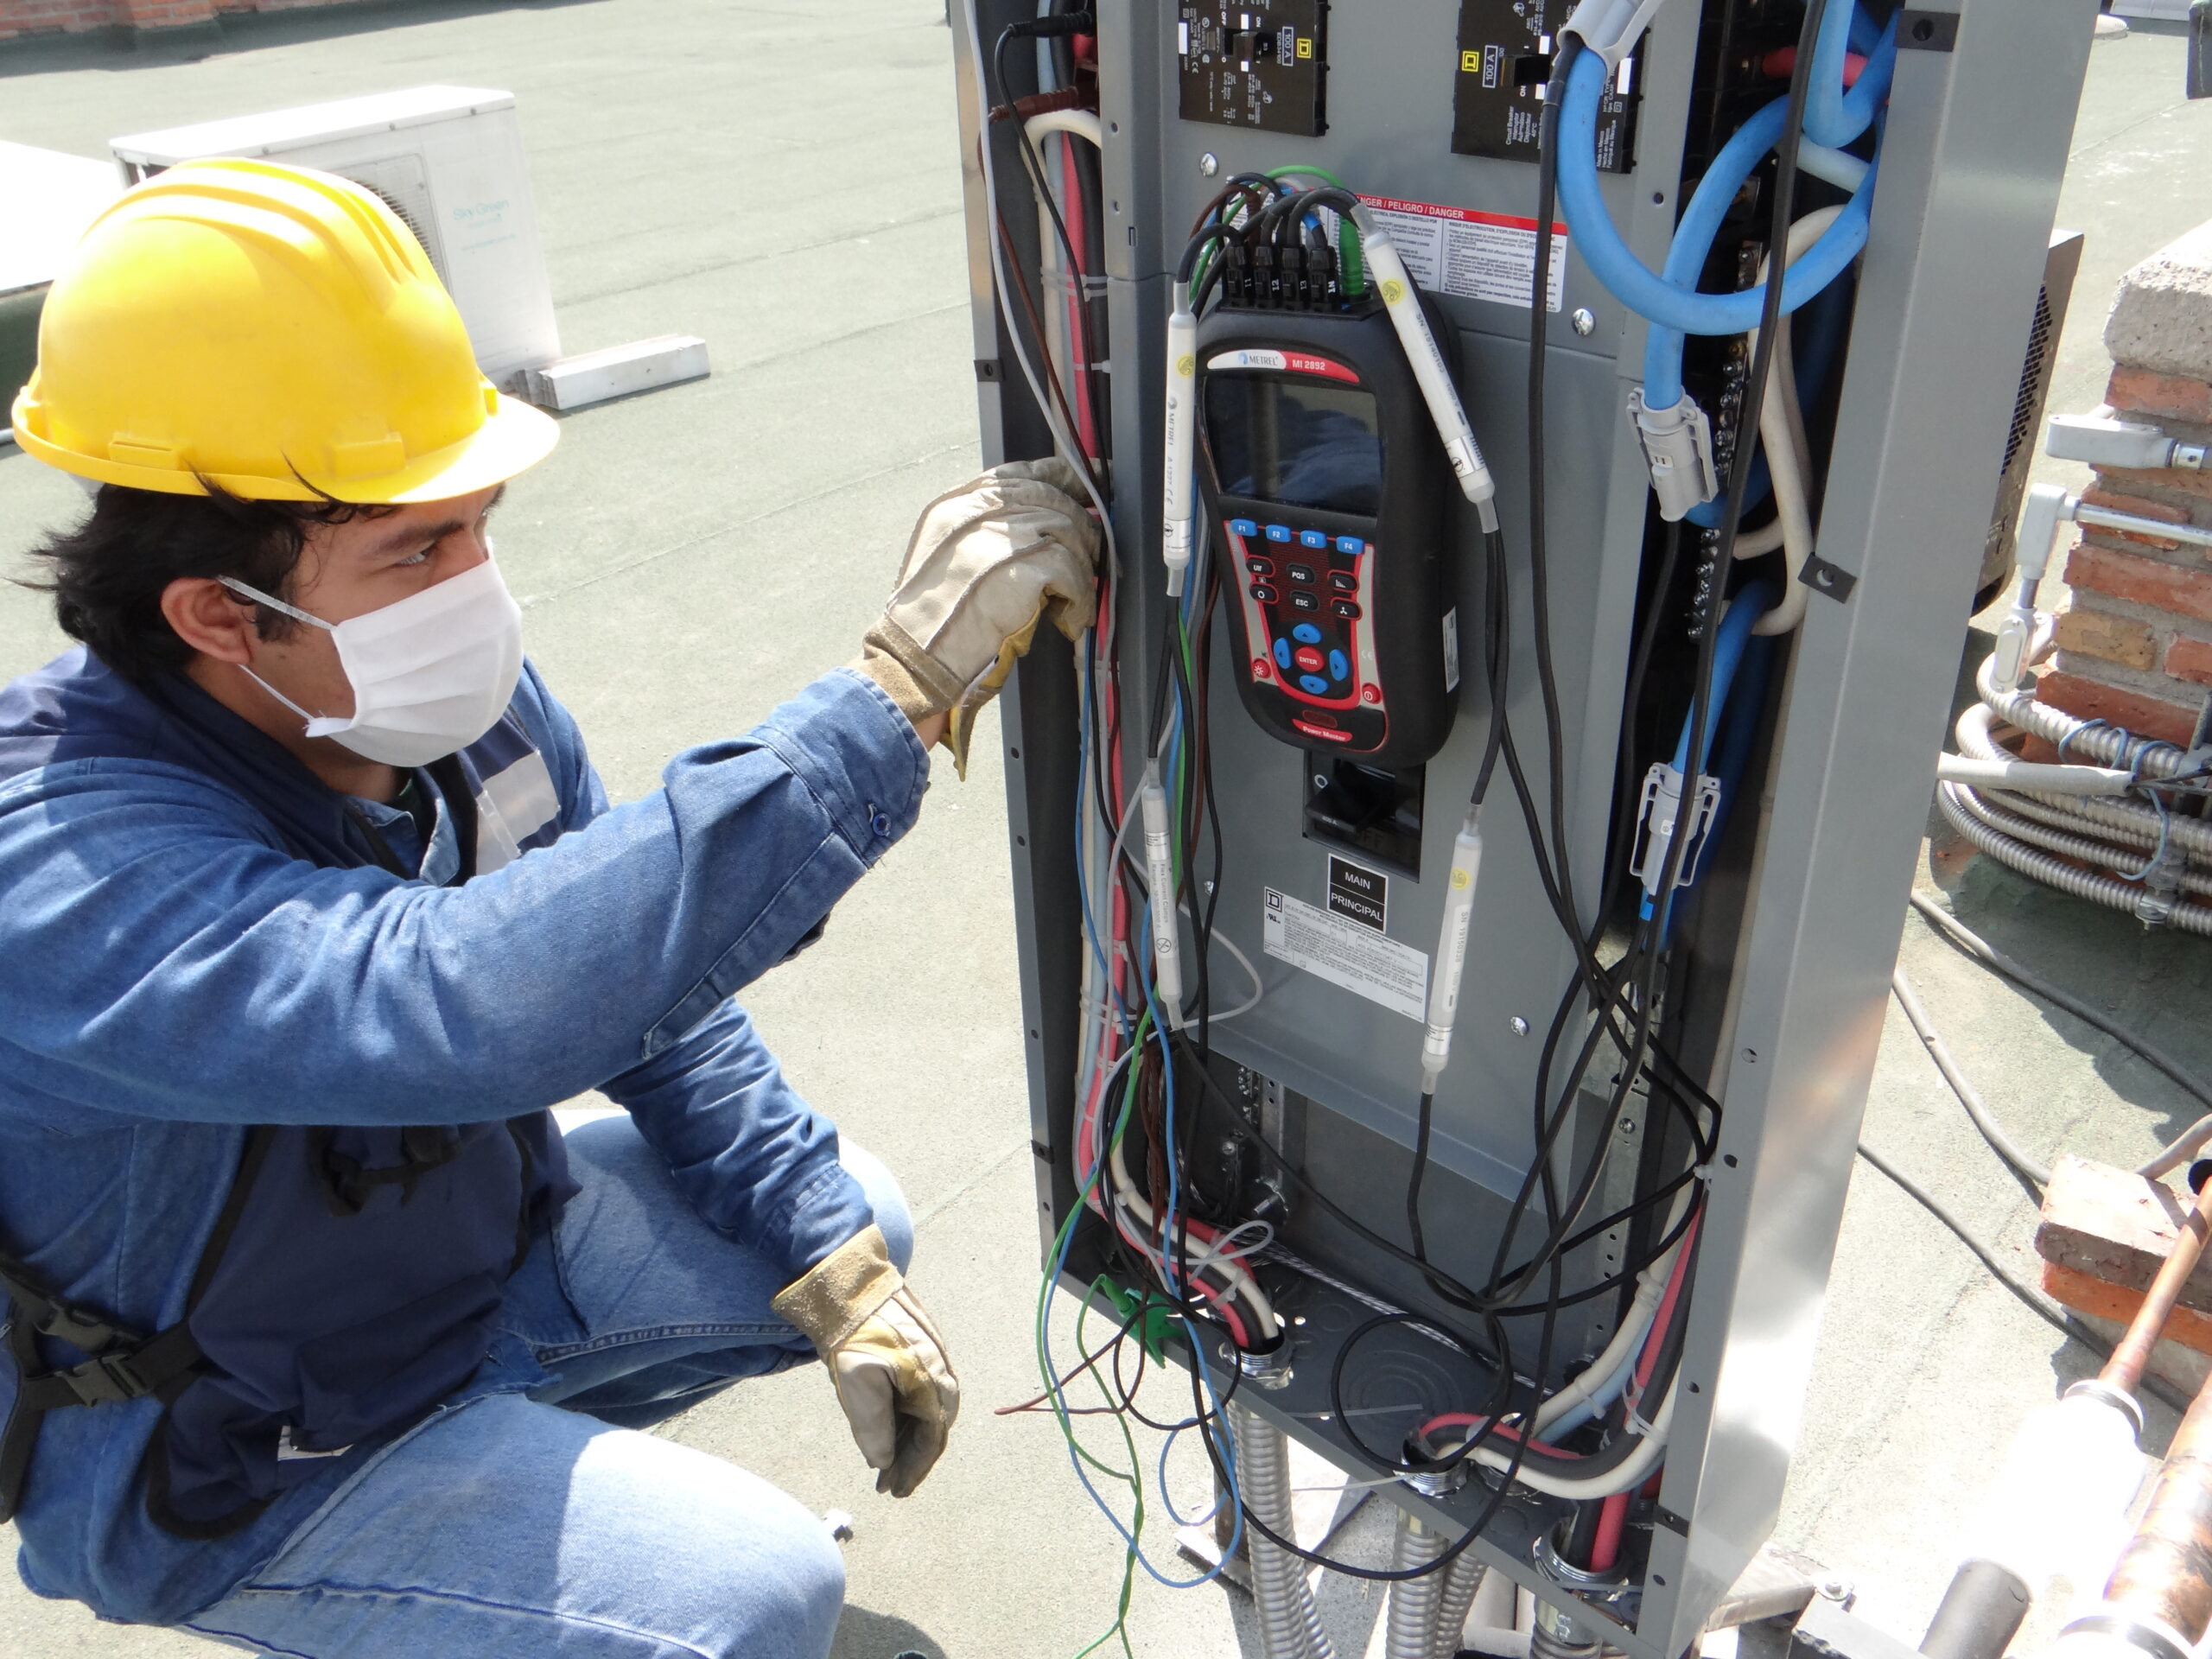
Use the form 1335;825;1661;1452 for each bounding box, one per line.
0;1127;276;1527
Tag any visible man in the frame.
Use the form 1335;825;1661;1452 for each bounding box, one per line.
0;159;1096;1656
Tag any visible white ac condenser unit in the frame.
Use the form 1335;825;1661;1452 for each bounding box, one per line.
109;86;562;391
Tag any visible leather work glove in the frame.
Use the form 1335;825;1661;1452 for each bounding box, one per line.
772;1224;959;1498
855;456;1101;778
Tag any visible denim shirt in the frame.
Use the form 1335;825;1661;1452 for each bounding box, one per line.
0;648;929;1624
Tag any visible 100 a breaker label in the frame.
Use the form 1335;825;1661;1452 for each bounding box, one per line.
1262;887;1428;1021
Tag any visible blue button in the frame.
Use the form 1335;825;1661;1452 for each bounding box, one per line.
1273;638;1293;669
1300;529;1328;549
1292;623;1323;645
1336;535;1364;555
1329;649;1349;682
1230;518;1259;537
1299;674;1330;695
1265;524;1293;543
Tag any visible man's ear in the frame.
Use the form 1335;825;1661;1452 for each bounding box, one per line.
161;578;260;665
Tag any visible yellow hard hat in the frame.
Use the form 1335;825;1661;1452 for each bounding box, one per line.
9;157;556;504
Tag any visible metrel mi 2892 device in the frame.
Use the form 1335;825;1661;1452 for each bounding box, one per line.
1198;303;1460;768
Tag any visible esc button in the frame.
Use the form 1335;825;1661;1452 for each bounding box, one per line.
1288;591;1319;613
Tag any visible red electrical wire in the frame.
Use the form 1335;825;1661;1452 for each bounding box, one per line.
1589;1491;1630;1571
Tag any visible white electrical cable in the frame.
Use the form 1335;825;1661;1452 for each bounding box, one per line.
1741;207;1843;636
1531;1182;1696;1433
963;0;1117;563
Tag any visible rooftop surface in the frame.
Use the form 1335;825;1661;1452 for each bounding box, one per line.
3;5;2212;1656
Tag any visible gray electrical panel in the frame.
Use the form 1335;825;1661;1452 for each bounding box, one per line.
950;2;2096;1651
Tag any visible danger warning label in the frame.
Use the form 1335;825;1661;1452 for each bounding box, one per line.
1263;887;1428;1022
1357;194;1567;313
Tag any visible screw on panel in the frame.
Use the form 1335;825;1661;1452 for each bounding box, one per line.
1199;151;1221;176
1510;1016;1531;1036
1571;308;1597;337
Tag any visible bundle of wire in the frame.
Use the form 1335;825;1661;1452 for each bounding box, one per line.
964;0;1878;1643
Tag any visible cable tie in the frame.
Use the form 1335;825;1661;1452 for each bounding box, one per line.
1627;1402;1659;1438
1690;1162;1713;1183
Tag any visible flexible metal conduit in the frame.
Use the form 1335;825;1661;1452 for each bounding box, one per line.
1231;1403;1334;1659
1385;1510;1450;1659
1936;785;2212;938
1431;1554;1490;1659
1936;649;2211;932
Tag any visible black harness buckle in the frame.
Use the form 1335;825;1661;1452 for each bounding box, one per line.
54;1347;154;1407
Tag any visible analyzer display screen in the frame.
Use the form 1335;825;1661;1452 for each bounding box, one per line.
1205;376;1383;517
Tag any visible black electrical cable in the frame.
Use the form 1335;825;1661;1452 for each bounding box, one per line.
1907;891;2212;1121
1853;1141;2193;1419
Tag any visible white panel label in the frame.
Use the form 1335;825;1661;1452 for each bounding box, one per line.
1262;888;1428;1021
1357;194;1567;313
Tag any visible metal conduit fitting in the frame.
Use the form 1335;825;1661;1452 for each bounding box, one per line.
1529;1599;1602;1659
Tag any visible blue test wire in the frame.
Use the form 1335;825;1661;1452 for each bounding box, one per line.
1040;982;1245;1590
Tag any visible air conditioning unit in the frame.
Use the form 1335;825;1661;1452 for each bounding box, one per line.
109;86;561;391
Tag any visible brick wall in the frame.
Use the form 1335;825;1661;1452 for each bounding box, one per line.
0;0;362;41
2038;225;2212;748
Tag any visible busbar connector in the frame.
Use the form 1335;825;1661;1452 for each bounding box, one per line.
1634;762;1723;899
1628;388;1721;521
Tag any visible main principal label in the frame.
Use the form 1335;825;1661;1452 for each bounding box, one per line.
1263;887;1428;1021
1357;194;1567;313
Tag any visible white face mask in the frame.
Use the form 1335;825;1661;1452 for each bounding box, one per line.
218;555;524;768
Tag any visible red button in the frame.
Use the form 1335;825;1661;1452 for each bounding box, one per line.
1294;646;1324;671
1361;685;1382;704
1252;657;1272;679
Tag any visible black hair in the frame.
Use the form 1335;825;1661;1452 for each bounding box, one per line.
18;481;396;685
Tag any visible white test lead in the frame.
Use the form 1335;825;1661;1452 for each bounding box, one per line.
1140;764;1185;1027
1161;283;1198;597
1421;809;1485;1094
1348;208;1499;528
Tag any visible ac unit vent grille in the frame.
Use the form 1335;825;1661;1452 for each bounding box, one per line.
337;153;449;288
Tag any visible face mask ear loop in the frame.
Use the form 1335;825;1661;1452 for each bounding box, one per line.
214;577;339;731
214;575;334;632
237;665;333;732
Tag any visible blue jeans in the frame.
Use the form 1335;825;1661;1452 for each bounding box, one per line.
175;1116;913;1659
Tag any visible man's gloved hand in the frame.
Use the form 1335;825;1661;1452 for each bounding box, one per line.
771;1224;958;1498
855;456;1100;777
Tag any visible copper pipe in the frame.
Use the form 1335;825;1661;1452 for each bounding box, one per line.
2101;1174;2212;1400
2100;1370;2212;1645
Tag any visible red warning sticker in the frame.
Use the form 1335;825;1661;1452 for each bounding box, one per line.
1357;194;1567;313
